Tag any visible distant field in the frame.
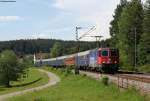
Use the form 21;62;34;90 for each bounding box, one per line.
0;68;49;95
6;67;148;101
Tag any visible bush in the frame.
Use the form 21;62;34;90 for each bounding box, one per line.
138;64;150;73
101;76;109;86
66;68;72;74
60;68;65;73
64;68;72;76
50;67;54;70
82;74;87;77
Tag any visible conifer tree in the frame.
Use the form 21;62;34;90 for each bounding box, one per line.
50;42;63;58
138;0;150;65
109;0;128;47
118;0;143;70
0;50;26;87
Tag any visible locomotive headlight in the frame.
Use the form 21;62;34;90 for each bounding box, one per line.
103;61;105;63
108;58;111;63
114;61;117;63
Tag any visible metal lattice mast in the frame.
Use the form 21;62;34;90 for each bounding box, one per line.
75;26;96;75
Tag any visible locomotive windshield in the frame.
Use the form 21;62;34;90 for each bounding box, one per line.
110;49;119;56
101;50;108;56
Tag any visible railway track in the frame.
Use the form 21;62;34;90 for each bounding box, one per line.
85;70;150;83
116;74;150;83
118;70;150;75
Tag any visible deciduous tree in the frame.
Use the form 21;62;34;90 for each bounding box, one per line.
0;50;26;87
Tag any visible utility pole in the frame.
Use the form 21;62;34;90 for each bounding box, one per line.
91;36;103;48
134;27;137;71
75;27;81;74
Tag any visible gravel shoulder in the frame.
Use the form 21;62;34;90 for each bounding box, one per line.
0;69;60;101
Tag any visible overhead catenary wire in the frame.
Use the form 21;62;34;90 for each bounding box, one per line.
78;26;96;40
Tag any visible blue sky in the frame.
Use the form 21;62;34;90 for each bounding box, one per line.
0;0;145;41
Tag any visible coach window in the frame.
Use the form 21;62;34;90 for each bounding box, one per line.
102;50;108;56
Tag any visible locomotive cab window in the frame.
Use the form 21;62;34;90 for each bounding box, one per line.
101;50;108;56
110;49;119;56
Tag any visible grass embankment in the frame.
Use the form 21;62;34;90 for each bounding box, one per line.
0;68;49;95
6;67;148;101
138;64;150;73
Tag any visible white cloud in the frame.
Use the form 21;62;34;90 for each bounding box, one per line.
53;0;120;40
0;16;20;22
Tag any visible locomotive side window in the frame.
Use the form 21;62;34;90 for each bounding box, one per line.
101;50;108;56
110;49;119;56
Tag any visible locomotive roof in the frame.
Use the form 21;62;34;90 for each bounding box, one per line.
98;48;118;50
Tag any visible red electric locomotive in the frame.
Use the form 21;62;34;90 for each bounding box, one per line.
97;48;119;73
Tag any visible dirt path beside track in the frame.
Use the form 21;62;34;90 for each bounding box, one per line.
0;69;60;101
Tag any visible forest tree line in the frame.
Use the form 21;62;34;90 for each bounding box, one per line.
109;0;150;72
0;39;111;57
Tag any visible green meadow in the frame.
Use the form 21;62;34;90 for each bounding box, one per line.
0;68;49;95
6;67;148;101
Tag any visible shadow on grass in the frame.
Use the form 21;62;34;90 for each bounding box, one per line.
12;78;42;87
0;78;42;94
0;82;7;91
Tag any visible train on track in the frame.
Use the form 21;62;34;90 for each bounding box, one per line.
34;48;119;73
